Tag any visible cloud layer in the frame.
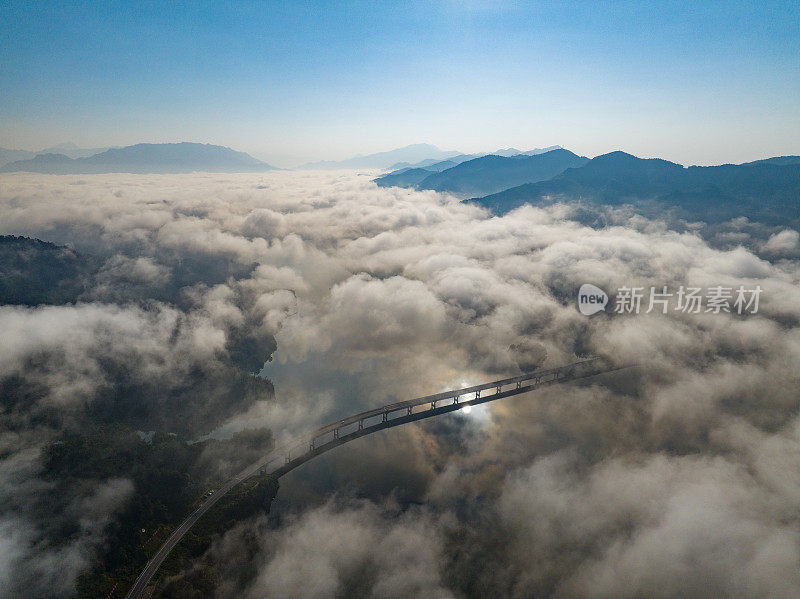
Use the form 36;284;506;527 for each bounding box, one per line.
1;171;799;597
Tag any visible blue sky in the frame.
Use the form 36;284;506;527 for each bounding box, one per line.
1;0;798;166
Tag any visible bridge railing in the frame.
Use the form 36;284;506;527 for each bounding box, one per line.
125;356;621;599
249;357;604;477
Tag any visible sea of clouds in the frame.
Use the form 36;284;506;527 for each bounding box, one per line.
1;170;799;598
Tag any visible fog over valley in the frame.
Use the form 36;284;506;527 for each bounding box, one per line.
3;2;799;596
1;169;799;597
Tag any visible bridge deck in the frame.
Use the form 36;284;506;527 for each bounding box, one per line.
124;357;619;599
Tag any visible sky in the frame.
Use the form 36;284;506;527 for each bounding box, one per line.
1;0;798;167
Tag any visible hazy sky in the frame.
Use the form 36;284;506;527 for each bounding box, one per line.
1;0;798;166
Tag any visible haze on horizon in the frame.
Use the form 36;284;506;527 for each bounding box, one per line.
1;1;798;168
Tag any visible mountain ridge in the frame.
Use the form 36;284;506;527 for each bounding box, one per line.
374;148;587;197
387;145;563;171
414;149;588;196
471;151;800;226
299;144;460;170
0;142;276;174
0;143;116;167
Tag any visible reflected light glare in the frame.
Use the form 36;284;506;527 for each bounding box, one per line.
461;404;473;414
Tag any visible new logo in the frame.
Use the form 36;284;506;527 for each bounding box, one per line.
578;283;608;315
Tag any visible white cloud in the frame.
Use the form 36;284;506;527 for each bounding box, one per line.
1;170;799;597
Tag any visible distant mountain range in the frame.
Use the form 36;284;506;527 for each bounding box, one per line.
387;158;456;171
376;149;588;197
0;143;276;174
375;167;444;188
471;151;800;226
0;147;37;166
37;142;117;159
3;139;797;229
0;143;116;167
299;143;462;170
0;141;565;174
387;146;562;171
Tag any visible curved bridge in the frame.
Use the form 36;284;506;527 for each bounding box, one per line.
125;356;623;598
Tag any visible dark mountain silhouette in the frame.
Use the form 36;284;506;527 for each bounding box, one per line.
374;157;466;187
0;236;98;305
425;159;458;171
0;143;276;174
375;149;587;197
744;156;800;166
472;151;800;225
374;167;438;188
375;157;464;187
417;149;587;196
